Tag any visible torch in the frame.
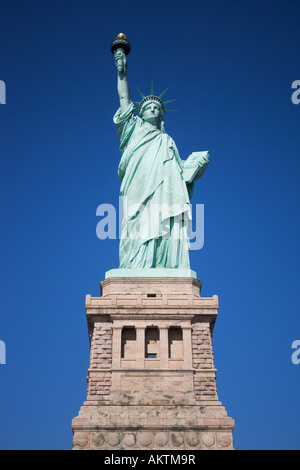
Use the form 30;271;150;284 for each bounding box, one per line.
110;33;131;69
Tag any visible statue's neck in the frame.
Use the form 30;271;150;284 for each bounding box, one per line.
142;118;160;130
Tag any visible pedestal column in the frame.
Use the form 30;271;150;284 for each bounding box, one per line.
159;326;169;368
182;326;193;369
112;327;122;368
136;327;145;368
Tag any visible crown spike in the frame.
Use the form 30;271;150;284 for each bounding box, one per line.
136;86;146;98
163;99;177;106
150;81;154;96
158;87;169;100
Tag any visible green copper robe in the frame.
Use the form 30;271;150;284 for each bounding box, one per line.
114;102;207;269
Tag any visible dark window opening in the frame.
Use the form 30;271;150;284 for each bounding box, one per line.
121;327;136;359
168;327;183;359
145;327;159;359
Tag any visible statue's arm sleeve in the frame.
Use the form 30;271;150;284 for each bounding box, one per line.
113;102;137;152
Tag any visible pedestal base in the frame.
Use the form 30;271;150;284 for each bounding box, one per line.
72;277;234;450
73;403;233;450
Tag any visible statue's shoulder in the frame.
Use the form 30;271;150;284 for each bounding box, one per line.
113;102;138;126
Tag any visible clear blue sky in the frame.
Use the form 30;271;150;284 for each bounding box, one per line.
0;0;300;450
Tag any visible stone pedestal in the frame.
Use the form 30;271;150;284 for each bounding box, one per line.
72;277;234;450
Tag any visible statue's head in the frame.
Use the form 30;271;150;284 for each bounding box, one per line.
134;84;177;132
140;100;164;129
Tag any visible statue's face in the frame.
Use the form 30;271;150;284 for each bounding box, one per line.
141;102;163;127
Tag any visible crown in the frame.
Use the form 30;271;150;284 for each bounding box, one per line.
134;82;177;115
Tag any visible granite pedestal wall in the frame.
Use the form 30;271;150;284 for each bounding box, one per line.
72;276;234;450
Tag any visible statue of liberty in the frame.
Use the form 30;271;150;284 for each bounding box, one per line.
111;34;209;271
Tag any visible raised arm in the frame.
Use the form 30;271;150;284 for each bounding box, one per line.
114;49;131;113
